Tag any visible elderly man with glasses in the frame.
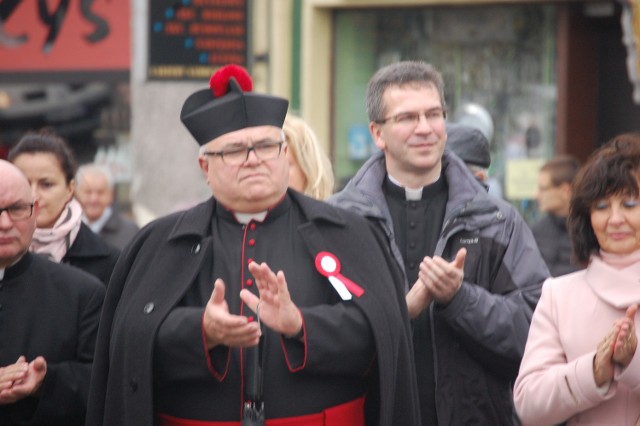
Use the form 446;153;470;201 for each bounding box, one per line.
87;65;420;426
0;159;104;426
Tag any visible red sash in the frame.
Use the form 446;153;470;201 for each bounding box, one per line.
157;396;365;426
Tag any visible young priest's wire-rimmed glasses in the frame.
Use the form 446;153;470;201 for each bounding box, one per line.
374;108;447;129
0;203;35;221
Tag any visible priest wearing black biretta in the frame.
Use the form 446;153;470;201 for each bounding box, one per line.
86;65;421;426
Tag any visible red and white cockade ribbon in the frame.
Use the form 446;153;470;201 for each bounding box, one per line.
315;251;365;301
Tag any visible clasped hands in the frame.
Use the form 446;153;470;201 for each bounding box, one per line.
203;261;303;349
0;356;47;405
593;304;638;387
406;248;467;320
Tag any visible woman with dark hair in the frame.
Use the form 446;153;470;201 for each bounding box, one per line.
8;129;119;285
514;133;640;425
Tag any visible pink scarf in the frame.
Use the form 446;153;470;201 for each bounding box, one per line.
31;198;83;263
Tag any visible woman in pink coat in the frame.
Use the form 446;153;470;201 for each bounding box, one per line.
514;133;640;425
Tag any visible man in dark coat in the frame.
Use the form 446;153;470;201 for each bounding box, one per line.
0;160;105;425
330;61;549;425
531;155;582;276
86;65;420;426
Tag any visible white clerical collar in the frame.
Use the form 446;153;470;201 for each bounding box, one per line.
84;206;113;233
388;174;423;201
0;268;4;281
234;211;268;224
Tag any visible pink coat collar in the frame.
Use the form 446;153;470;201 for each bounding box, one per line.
586;251;640;308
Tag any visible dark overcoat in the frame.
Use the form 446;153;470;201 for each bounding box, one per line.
98;210;140;251
86;191;420;426
1;253;104;425
63;223;120;286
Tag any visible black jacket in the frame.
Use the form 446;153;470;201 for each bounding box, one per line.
86;191;420;426
530;213;581;277
0;253;104;425
330;151;549;425
98;210;140;251
63;223;120;286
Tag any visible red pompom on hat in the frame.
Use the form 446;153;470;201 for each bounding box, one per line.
209;64;253;97
180;64;288;146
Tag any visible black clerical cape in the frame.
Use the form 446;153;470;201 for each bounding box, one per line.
86;191;420;426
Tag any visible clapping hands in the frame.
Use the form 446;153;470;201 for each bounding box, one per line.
0;356;47;405
203;261;303;350
406;248;467;320
240;261;302;338
593;304;638;387
612;304;638;367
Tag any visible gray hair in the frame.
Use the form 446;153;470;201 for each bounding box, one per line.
365;61;446;123
76;163;115;190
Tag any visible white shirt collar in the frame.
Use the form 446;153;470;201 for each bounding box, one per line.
388;174;423;201
234;211;268;224
84;206;113;233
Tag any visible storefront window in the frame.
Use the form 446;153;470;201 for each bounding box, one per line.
333;4;557;212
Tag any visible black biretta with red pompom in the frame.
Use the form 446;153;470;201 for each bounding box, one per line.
180;64;289;146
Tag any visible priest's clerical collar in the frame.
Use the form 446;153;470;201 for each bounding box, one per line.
385;174;446;201
217;193;290;224
387;174;423;200
234;211;268;224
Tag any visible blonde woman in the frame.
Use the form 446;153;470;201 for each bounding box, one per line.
283;114;334;199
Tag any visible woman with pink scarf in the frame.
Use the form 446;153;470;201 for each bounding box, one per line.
8;129;119;286
514;133;640;425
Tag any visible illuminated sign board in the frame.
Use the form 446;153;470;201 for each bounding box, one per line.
148;0;248;80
